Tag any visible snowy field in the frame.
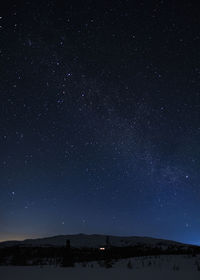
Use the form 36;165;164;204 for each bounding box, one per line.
1;255;200;280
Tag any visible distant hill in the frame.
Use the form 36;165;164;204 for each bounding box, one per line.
0;233;191;249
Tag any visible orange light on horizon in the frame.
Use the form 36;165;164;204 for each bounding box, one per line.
0;234;40;243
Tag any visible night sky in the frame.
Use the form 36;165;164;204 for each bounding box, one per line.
1;0;200;245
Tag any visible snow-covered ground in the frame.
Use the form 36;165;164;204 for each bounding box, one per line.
1;255;200;280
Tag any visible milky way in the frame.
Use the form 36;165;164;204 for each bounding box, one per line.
0;1;200;244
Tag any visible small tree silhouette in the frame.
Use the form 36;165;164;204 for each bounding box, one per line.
61;240;74;267
127;260;132;269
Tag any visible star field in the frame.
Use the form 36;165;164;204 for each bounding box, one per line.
0;0;200;245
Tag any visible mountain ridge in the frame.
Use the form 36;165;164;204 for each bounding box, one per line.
0;233;194;249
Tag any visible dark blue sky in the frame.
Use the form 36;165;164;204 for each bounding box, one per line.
0;0;200;245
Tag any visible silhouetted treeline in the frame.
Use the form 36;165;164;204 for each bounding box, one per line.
0;243;199;266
